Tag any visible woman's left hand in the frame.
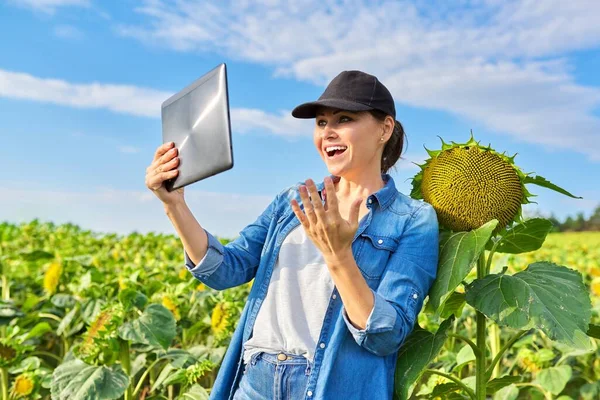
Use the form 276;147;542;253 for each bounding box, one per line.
290;177;363;262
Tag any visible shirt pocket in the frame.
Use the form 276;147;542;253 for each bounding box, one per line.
356;232;400;280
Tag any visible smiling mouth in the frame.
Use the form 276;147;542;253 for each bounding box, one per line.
326;148;347;159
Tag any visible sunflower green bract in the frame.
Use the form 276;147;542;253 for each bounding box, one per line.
410;132;581;234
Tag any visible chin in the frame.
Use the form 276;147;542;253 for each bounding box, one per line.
326;164;346;177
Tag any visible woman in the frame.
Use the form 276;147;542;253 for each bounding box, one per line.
145;70;439;400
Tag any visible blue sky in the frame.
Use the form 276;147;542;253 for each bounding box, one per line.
1;0;599;238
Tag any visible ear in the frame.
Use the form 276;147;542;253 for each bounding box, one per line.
380;116;395;143
384;116;395;136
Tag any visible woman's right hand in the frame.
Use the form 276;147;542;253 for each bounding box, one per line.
146;142;184;206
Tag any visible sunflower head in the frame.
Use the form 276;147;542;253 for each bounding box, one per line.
76;304;124;363
43;261;62;295
10;373;35;398
0;343;17;367
178;268;188;280
411;132;580;234
162;295;181;321
211;302;232;338
196;282;207;292
591;277;600;297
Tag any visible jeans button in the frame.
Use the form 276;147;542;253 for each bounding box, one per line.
277;353;287;361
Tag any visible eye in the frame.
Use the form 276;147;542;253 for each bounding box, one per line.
339;115;352;123
317;119;326;127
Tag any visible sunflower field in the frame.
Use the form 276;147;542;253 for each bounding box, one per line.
0;221;598;399
0;220;246;399
0;134;598;400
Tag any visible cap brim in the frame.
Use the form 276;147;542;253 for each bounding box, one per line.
291;99;374;119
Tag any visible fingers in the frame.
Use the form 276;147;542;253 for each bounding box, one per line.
146;144;180;191
290;198;308;227
305;179;326;222
148;146;178;173
323;176;338;214
297;182;317;226
146;168;179;191
153;142;174;163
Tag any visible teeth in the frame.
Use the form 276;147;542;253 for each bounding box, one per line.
325;146;347;152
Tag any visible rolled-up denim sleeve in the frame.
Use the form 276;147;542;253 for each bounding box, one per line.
184;229;225;277
183;189;284;290
341;202;439;356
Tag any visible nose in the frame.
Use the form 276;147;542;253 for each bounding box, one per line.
322;123;337;140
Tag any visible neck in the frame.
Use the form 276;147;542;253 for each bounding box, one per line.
333;171;386;203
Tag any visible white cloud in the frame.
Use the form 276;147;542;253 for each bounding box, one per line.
0;68;312;137
53;24;84;40
0;182;275;238
9;0;89;14
230;108;311;138
117;0;600;161
0;69;168;118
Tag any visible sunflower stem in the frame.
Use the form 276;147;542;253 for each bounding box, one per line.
485;240;500;275
1;367;8;400
133;358;162;397
119;339;133;400
447;333;481;357
488;323;501;379
1;275;9;301
485;330;529;382
475;254;488;400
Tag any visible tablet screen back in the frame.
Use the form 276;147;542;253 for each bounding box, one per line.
161;63;233;192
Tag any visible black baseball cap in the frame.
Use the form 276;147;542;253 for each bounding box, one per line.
292;70;396;119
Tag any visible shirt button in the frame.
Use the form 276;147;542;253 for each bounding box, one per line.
413;293;418;299
368;198;373;204
332;294;337;299
378;239;383;244
319;343;326;349
307;391;313;397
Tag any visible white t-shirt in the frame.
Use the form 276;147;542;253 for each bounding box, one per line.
242;224;335;364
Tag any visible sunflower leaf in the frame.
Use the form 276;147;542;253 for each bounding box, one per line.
426;219;498;315
486;375;522;394
18;250;54;261
394;316;455;400
409;172;424;200
523;175;582;199
51;359;129;400
439;291;466;319
533;365;572;395
587;324;600;339
180;384;210;400
117;304;176;350
485;218;553;254
492;384;519;400
465;262;593;350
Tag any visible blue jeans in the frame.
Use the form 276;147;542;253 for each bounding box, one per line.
232;352;312;400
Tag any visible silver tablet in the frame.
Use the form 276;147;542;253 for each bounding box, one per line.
161;63;234;192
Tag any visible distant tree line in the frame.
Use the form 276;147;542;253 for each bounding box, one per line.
545;205;600;232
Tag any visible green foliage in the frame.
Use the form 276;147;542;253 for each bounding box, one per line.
427;219;498;314
51;359;129;400
466;262;593;349
0;218;247;398
118;304;176;350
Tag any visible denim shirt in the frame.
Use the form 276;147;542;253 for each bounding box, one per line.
184;173;439;400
